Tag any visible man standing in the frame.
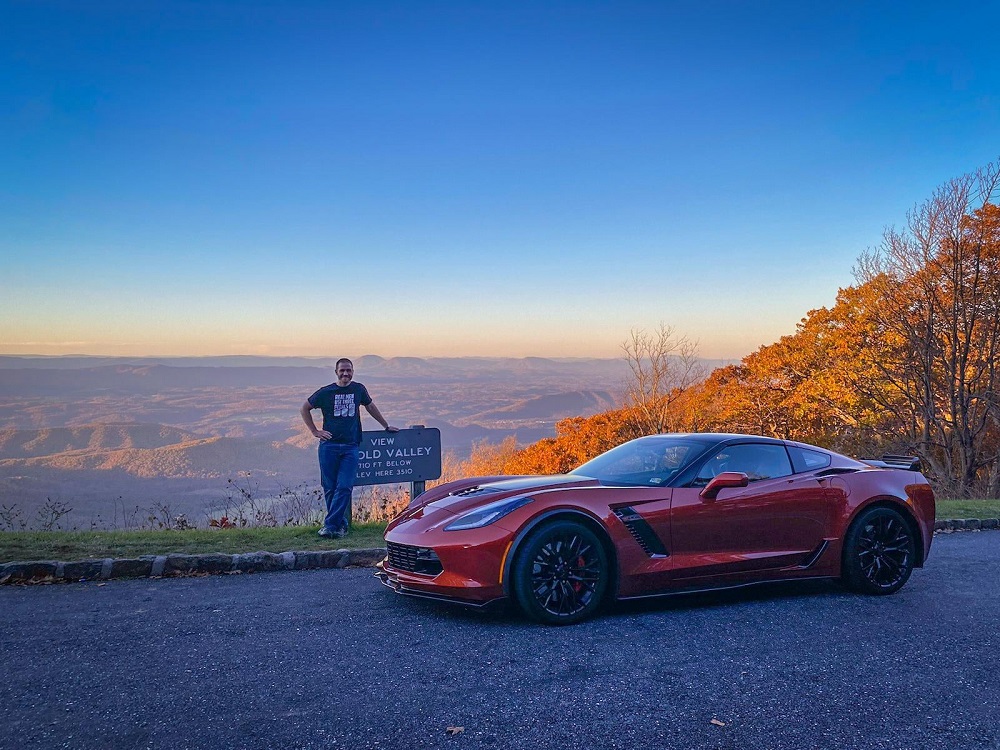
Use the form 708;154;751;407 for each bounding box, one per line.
300;358;398;538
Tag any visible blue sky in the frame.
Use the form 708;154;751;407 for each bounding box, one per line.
2;1;998;359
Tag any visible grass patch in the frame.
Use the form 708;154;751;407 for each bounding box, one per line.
0;523;388;563
936;498;1000;520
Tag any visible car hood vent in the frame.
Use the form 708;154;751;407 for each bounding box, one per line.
451;486;503;498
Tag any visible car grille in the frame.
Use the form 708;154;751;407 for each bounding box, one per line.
386;542;443;576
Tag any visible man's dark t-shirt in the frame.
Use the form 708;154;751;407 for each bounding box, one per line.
308;382;372;445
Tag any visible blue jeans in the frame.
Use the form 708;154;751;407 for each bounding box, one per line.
318;442;359;532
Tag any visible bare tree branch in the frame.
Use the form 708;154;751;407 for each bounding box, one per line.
621;323;705;435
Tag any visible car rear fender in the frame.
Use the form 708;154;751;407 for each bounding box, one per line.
844;497;927;568
500;508;619;602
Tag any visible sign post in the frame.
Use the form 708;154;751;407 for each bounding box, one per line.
355;426;441;503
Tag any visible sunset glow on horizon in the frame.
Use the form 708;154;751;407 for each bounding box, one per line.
3;2;999;361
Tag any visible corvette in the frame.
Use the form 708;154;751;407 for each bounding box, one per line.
376;433;935;623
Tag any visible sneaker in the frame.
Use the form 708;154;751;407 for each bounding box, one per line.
331;529;348;539
318;527;335;538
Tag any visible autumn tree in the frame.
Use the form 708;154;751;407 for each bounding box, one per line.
442;436;522;481
854;161;1000;496
508;408;638;474
436;408;643;481
738;293;907;454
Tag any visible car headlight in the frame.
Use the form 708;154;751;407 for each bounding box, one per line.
443;496;533;531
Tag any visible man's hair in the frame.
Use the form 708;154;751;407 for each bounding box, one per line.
335;358;353;369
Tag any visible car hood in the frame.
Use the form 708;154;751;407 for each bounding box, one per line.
419;474;598;517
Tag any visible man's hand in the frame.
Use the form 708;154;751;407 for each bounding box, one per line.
313;429;333;441
385;425;400;432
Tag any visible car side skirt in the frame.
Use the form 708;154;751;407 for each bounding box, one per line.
616;574;838;602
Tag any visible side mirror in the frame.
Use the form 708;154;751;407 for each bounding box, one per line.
700;471;749;500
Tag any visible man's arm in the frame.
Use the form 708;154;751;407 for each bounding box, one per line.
364;402;399;432
300;401;332;440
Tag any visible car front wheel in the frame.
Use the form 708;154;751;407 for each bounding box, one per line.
511;520;609;624
842;505;916;595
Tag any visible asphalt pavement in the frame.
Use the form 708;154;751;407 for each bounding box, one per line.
1;532;998;750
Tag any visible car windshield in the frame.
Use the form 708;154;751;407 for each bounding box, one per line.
570;437;705;486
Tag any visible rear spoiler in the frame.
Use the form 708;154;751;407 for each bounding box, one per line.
860;454;922;472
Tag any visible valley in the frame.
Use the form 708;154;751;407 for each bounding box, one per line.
0;355;628;528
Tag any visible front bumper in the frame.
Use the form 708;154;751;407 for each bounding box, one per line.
374;560;507;609
376;509;515;605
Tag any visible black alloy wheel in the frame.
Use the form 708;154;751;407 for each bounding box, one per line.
842;505;916;595
511;520;609;624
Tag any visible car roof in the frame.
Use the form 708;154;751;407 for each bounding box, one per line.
640;433;788;446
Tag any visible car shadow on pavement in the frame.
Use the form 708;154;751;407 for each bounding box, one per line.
377;590;525;625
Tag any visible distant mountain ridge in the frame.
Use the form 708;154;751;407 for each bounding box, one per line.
0;364;330;396
0;428;314;479
467;390;617;422
0;423;201;459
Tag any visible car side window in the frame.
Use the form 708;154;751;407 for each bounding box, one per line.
693;443;793;485
787;446;832;473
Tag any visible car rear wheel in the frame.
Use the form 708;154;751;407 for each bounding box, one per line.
511;520;609;624
842;506;916;595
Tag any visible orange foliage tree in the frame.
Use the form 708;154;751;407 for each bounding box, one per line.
854;163;1000;495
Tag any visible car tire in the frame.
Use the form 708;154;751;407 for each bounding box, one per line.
842;505;916;595
511;520;609;624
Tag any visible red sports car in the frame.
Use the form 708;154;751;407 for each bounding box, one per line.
376;434;935;623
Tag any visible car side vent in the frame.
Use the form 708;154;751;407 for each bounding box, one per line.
815;468;860;477
613;507;669;558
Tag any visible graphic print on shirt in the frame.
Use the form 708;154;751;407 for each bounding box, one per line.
333;393;356;418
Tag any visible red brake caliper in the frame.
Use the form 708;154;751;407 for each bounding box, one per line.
573;556;585;592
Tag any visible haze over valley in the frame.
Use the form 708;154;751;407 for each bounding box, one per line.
0;355;633;528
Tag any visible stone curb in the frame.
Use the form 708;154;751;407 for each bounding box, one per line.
0;547;388;585
934;518;1000;531
2;519;998;585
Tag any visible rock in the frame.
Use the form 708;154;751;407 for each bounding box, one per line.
164;554;199;575
0;561;59;583
111;557;155;579
295;550;340;570
232;551;286;573
344;548;388;568
319;550;347;568
194;554;235;574
63;559;106;581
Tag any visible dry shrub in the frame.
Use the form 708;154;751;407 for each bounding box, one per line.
352;484;410;524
